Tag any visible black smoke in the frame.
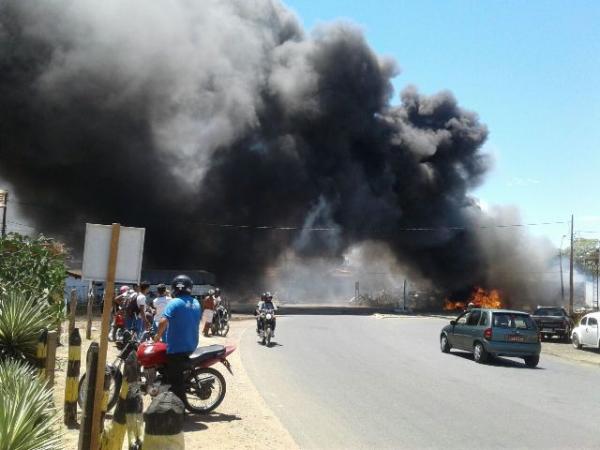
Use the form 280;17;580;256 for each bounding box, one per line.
0;0;553;299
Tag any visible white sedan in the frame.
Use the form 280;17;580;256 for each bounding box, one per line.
571;312;600;349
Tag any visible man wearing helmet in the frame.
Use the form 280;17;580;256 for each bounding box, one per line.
154;275;202;403
255;291;277;336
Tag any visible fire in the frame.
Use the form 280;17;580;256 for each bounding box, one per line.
443;287;504;311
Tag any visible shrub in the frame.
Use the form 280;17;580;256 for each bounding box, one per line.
0;288;55;363
0;359;61;450
0;233;67;304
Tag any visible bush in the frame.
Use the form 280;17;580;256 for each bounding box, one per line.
0;359;61;450
0;233;67;304
0;288;55;363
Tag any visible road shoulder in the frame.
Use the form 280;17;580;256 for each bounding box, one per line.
54;318;298;449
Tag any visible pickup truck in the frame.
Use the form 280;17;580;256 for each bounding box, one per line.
531;306;573;342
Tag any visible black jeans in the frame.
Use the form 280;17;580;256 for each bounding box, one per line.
165;352;191;405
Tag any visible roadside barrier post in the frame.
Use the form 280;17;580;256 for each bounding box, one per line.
143;392;185;450
100;372;128;450
86;288;94;340
69;289;78;334
36;328;48;379
45;330;58;387
100;367;111;426
79;342;99;450
100;350;138;450
124;351;143;449
64;328;82;428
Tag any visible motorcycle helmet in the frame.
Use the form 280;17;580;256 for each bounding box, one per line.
119;285;129;294
208;289;215;296
265;291;273;301
171;274;194;296
215;287;221;296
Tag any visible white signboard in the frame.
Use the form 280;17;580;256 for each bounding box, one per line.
82;224;145;283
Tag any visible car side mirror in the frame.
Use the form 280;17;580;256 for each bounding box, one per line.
450;320;456;326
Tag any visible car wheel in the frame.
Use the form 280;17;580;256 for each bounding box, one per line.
572;334;582;349
473;342;488;364
440;334;451;353
524;355;539;368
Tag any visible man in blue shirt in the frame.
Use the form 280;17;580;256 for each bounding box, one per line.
154;274;201;403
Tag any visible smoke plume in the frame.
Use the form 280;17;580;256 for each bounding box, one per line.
0;0;554;301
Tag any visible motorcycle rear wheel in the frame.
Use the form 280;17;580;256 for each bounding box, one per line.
183;367;226;414
77;367;122;411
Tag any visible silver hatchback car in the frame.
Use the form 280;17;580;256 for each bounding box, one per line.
440;308;541;367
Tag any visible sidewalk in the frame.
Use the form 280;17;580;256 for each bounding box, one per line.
54;317;297;449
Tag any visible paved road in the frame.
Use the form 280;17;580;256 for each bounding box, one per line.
241;315;600;449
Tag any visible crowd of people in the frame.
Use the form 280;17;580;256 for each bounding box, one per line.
111;281;226;339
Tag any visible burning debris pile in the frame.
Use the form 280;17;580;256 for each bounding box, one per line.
0;0;555;300
444;287;504;311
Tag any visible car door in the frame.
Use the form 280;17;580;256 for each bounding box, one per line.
463;309;483;349
449;312;470;349
584;317;599;347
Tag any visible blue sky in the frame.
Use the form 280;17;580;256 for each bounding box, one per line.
286;0;600;245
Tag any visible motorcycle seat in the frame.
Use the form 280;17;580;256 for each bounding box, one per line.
189;344;226;363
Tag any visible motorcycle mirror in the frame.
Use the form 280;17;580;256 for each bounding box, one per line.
450;320;456;326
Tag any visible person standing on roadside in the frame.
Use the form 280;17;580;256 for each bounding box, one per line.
124;284;140;332
154;275;201;404
152;283;171;340
202;290;216;337
136;281;151;333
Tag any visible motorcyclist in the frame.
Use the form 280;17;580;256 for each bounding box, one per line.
154;275;202;403
255;291;277;336
213;288;222;308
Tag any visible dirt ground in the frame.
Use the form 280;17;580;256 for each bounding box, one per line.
541;338;600;367
54;316;297;449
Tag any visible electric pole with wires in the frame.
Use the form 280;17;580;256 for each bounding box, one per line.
0;190;8;238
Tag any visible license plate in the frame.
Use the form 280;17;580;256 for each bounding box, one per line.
508;335;524;342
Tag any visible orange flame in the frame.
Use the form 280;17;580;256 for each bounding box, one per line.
443;287;504;311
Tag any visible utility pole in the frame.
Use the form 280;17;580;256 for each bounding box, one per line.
595;241;600;311
0;190;7;238
559;237;565;303
569;215;574;315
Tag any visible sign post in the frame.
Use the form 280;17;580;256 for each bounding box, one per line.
89;223;120;450
81;223;145;450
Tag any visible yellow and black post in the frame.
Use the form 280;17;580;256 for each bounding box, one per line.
100;366;111;426
100;353;135;449
64;328;81;427
124;351;143;449
36;328;48;379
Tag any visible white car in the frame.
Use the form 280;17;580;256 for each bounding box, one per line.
571;312;600;350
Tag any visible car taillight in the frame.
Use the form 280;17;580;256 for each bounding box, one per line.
484;328;492;340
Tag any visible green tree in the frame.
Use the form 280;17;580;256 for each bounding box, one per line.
566;238;600;278
0;233;67;304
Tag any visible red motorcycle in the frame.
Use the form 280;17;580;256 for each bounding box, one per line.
78;332;235;414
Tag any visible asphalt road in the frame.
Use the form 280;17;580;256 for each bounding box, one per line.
241;315;600;449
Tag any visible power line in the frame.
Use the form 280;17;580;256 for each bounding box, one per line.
7;198;571;232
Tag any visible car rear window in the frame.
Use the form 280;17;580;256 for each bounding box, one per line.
534;308;564;316
492;313;535;330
